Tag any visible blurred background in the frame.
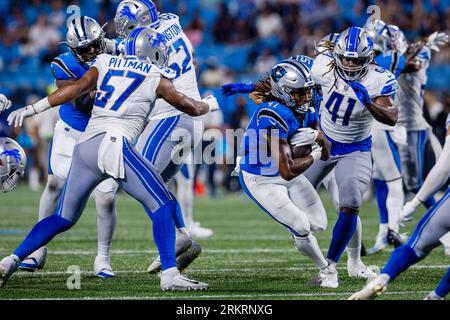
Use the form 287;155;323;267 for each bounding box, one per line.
0;0;448;196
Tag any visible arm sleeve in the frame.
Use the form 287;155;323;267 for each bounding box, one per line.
416;135;450;202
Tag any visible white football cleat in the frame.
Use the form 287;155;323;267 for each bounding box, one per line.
312;263;339;288
188;222;213;239
424;291;444;300
160;267;209;291
94;255;115;278
18;247;47;272
347;260;377;279
348;275;389;300
0;255;20;288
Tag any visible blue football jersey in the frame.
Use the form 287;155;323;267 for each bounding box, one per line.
374;51;406;79
240;101;317;176
50;52;91;132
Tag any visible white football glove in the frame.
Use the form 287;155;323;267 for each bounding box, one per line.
310;145;323;162
290;128;319;147
202;95;219;112
7;105;37;127
0;94;12;113
426;31;449;52
399;198;421;224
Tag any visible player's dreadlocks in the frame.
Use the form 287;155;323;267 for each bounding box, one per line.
252;74;279;104
313;40;340;92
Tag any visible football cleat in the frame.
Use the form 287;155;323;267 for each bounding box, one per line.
386;229;406;248
347;260;378;279
177;241;202;272
348;275;389;300
424;291;444;300
147;233;195;274
18;247;47;272
94;255;115;278
160;268;208;291
310;263;339;288
0;255;20;288
367;231;388;255
188;222;213;239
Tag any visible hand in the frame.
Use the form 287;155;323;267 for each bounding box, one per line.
399;199;419;224
0;94;12;113
7;105;37;127
221;83;254;97
426;31;449;52
202;95;219;112
346;81;371;106
290;128;319;147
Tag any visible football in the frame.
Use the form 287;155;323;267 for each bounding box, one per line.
291;144;312;158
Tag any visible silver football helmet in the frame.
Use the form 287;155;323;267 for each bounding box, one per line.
66;16;106;64
114;0;160;39
125;27;169;66
0;137;26;193
334;26;374;81
270;60;315;114
364;19;408;55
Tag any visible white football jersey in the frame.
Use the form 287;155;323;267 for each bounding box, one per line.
396;47;431;131
149;13;201;120
78;54;176;144
311;52;398;143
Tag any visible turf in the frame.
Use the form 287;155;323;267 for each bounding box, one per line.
0;185;446;300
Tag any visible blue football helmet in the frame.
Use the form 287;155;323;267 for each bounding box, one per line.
333;27;374;81
114;0;160;39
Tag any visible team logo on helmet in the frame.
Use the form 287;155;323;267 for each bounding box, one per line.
271;66;287;83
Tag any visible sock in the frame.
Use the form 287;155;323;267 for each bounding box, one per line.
381;245;422;281
435;267;450;298
346;216;362;263
38;175;65;221
152;200;177;271
373;179;389;224
423;196;436;209
327;211;358;263
14;214;74;260
94;190;117;258
294;234;328;269
386;179;404;232
174;199;186;229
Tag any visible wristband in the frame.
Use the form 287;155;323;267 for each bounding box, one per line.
32;97;52;114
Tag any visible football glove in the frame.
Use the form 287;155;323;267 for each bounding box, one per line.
0;94;12;113
290;128;319;147
426;31;449;52
7;105;37;127
346;81;371;106
202;95;220;112
221;83;255;97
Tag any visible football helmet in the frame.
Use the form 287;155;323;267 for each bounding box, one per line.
334;26;374;81
364;19;408;55
66;16;106;65
114;0;160;39
270;59;315;114
125;27;169;66
0;137;26;193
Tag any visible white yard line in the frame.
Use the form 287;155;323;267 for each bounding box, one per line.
10;264;449;276
3;290;430;300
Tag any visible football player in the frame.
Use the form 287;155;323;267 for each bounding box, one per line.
302;27;399;286
17;16;122;277
233;58;339;288
110;0;211;274
349;113;450;300
363;20;408;254
396;31;448;219
0;27;218;291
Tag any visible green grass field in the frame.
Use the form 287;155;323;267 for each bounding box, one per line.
0;185;447;300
